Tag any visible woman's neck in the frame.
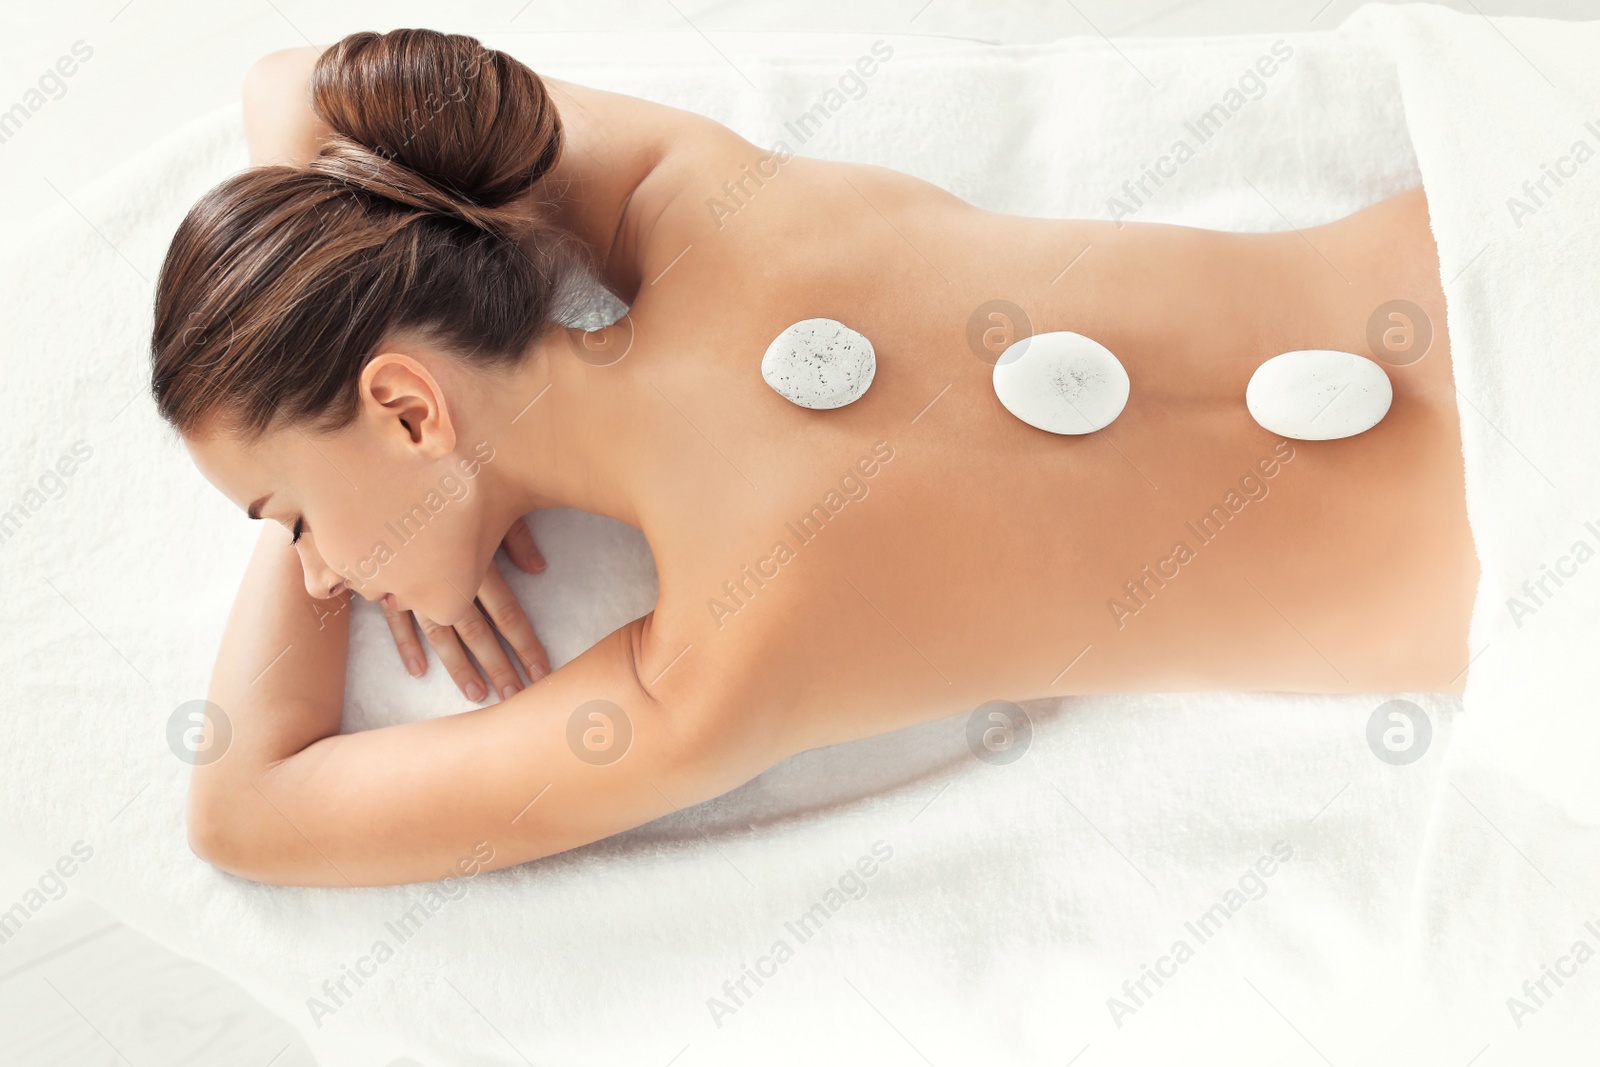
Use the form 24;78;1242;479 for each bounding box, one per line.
470;326;644;533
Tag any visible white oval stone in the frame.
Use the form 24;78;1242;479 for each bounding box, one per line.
1245;349;1393;440
991;331;1129;435
761;318;876;409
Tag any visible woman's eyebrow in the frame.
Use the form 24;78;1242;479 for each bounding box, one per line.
246;494;272;520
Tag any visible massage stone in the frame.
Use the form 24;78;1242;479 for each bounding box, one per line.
761;318;876;409
1245;349;1393;440
991;330;1130;434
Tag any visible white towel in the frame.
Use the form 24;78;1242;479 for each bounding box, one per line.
1;11;1594;1065
1338;3;1600;1053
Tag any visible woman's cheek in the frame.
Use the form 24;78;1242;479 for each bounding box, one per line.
325;520;395;588
339;528;380;576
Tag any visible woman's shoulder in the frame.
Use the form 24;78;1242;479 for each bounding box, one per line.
540;75;770;303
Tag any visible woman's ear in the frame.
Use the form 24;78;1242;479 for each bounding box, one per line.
359;351;459;459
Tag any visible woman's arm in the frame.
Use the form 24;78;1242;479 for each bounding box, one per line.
189;523;744;887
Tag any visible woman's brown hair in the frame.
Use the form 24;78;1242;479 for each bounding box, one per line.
150;28;595;439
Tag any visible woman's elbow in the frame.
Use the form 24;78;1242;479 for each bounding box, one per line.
186;800;246;873
241;45;331;167
186;793;292;884
188;785;363;887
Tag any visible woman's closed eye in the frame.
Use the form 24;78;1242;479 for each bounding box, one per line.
291;517;306;544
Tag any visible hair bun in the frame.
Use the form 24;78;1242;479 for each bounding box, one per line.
308;29;563;214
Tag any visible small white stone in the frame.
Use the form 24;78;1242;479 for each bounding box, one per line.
761;318;876;409
991;331;1129;435
1245;349;1393;440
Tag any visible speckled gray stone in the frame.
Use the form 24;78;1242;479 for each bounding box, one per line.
991;330;1129;434
761;318;876;410
1245;349;1393;440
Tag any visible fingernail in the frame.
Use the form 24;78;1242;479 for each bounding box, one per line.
406;656;423;676
532;557;547;572
500;683;520;701
465;681;486;701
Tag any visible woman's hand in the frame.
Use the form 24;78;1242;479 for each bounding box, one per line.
382;517;552;702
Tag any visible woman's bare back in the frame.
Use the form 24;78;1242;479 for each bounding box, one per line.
602;151;1477;756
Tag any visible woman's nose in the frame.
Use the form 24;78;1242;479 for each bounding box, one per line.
296;544;346;600
303;567;345;600
308;573;348;600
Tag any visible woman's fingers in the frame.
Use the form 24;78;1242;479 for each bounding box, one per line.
416;616;493;702
500;516;546;574
444;600;526;703
382;603;428;677
476;565;551;683
382;598;475;691
390;527;547;699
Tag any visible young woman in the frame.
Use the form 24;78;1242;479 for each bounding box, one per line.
153;29;1478;887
